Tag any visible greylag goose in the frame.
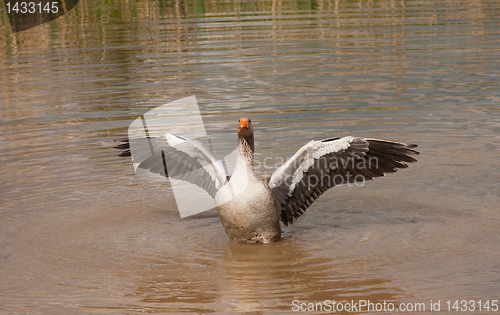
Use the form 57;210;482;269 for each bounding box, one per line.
114;118;419;243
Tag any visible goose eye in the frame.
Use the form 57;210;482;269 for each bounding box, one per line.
238;120;240;122
249;119;251;123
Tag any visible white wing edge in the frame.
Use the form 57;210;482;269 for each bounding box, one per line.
268;136;355;196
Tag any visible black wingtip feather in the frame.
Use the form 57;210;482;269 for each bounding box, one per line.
113;137;131;157
118;150;132;157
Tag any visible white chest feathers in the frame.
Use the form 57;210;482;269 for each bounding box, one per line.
214;160;281;243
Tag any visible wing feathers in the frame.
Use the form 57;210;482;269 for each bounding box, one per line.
269;136;419;225
113;135;228;198
114;138;132;157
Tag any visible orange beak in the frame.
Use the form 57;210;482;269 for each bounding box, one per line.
239;119;248;129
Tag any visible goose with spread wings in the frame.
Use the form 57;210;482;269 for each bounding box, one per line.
115;118;419;243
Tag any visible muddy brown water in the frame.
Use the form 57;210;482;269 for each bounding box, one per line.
1;0;499;313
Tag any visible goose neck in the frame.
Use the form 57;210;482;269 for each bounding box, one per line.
237;135;254;166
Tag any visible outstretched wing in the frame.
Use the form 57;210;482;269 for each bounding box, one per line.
268;136;419;225
114;134;229;198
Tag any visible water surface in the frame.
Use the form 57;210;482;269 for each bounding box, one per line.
1;0;499;313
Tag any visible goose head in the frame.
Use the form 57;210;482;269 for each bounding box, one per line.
237;117;254;139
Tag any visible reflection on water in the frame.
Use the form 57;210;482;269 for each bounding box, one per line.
134;240;398;313
1;0;500;313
